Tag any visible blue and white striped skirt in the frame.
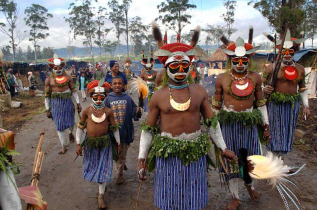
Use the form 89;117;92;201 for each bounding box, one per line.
83;145;113;183
154;156;208;210
266;100;300;154
221;121;261;180
51;97;75;131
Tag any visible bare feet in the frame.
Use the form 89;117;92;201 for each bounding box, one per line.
58;146;67;154
98;194;107;209
69;133;75;143
225;197;240;210
245;183;261;201
116;174;124;185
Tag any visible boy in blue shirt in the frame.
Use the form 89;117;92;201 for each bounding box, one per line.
104;76;141;184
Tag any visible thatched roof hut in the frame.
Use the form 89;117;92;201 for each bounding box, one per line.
209;47;227;62
209;47;227;69
195;46;209;61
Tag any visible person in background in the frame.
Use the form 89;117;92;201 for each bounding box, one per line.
105;60;127;91
71;65;77;85
6;68;16;97
79;71;87;102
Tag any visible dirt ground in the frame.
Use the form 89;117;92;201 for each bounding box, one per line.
3;91;317;210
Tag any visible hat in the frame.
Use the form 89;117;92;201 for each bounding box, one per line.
152;22;200;67
222;37;260;57
109;60;117;68
87;80;111;94
48;54;65;68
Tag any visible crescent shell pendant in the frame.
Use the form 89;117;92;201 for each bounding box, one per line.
170;96;191;111
92;113;106;123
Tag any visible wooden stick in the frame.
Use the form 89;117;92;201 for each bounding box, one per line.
134;181;143;210
32;131;45;176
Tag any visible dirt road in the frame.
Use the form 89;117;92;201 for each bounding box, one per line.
13;92;317;210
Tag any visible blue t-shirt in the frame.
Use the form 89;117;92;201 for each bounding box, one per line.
104;92;138;144
105;71;127;85
80;76;85;90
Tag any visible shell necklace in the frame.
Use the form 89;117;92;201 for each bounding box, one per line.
169;86;191;111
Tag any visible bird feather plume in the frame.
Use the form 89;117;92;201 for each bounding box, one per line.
263;32;275;42
248;152;305;210
152;21;163;48
129;76;149;99
220;35;231;46
190;26;200;47
248;26;253;44
248;152;289;187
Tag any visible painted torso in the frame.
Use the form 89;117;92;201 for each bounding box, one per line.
47;73;73;93
217;71;261;112
151;84;205;135
84;106;112;137
265;62;305;94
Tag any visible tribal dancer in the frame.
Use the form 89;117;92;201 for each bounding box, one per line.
45;54;81;154
213;28;270;209
140;49;156;112
137;22;237;210
263;29;309;156
75;80;120;209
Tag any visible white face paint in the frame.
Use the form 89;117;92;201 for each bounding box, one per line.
53;66;64;76
92;92;106;105
166;54;191;83
231;56;249;73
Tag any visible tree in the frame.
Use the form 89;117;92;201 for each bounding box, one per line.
156;0;196;36
108;0;125;59
26;45;34;61
2;45;12;61
203;25;226;46
24;4;53;63
129;16;148;56
103;40;119;57
249;0;306;37
42;47;54;59
16;47;23;61
66;0;97;62
221;0;237;39
0;0;23;61
120;0;132;58
94;6;107;61
304;0;317;47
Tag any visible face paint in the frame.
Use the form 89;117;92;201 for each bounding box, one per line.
231;56;249;73
167;61;190;83
92;93;106;105
53;66;64;76
282;48;295;63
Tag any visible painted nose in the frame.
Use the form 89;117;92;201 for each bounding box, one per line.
98;95;101;100
238;59;243;66
285;50;290;55
179;65;184;72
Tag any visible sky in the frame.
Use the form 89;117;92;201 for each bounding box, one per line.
0;0;312;51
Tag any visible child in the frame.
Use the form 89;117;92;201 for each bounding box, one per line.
104;76;141;185
75;80;121;209
79;71;86;102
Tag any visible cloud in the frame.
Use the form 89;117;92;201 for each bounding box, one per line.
0;0;315;51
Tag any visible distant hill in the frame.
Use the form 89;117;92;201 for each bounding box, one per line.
52;45;220;58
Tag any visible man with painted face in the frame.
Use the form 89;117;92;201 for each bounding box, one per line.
139;49;157;112
213;29;270;210
45;54;82;154
263;29;310;156
75;79;120;209
137;22;237;210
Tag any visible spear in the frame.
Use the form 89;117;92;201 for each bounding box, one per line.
270;27;288;88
